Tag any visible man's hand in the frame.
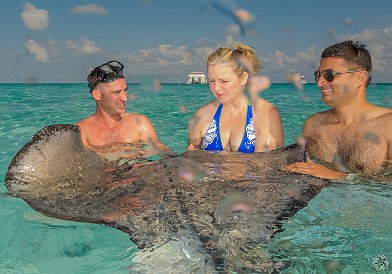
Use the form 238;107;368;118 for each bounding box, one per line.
286;161;346;180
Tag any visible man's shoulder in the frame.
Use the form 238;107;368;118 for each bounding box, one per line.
121;112;152;126
75;116;95;127
374;107;392;119
122;112;148;120
304;109;332;125
373;110;392;128
361;106;392;127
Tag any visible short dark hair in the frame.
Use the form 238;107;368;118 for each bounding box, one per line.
87;60;124;92
321;40;372;86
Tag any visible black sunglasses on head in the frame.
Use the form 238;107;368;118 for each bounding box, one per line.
313;69;361;83
89;60;124;91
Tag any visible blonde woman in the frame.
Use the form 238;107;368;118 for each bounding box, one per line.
188;43;284;153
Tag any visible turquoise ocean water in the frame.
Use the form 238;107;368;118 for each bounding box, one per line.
1;83;392;273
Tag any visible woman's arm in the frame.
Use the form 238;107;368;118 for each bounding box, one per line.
254;104;284;152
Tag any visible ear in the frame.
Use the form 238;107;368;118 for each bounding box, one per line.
357;71;369;86
241;71;249;86
91;89;102;101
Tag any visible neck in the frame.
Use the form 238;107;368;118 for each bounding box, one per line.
333;100;371;124
95;109;122;126
226;94;248;109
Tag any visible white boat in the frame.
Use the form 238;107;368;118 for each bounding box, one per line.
301;75;307;84
186;72;208;84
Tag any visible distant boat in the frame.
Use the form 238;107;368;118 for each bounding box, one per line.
301;75;307;84
186;72;208;84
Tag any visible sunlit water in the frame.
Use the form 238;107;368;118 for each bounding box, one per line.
0;83;391;273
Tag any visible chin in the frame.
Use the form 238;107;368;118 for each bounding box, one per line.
322;99;334;107
217;97;229;104
321;96;331;104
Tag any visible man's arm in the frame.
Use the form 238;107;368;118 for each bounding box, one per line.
387;114;392;161
286;115;346;180
286;159;346;180
75;120;89;147
136;114;172;152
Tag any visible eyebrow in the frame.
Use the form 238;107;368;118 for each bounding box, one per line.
111;86;128;93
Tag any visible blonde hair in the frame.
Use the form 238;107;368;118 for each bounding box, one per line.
207;43;261;78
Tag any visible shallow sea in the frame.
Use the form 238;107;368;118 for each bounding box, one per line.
1;83;392;273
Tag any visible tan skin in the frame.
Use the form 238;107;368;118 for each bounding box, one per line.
188;63;284;152
76;78;169;153
287;57;392;180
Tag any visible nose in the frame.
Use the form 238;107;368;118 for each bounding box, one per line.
120;90;128;101
211;81;221;92
316;75;328;87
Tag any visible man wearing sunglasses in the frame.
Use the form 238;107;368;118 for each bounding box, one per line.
287;40;392;180
76;60;171;155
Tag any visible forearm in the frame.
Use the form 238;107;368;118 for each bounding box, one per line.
188;127;203;151
187;137;202;151
286;159;346;180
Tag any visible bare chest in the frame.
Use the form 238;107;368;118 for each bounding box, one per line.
306;123;389;173
87;124;138;146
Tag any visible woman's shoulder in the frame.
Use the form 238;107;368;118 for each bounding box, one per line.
252;97;278;113
194;100;219;117
251;98;282;129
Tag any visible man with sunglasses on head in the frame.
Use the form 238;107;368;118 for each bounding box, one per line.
287;40;392;180
76;60;171;156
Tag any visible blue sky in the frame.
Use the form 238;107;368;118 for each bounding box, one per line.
1;0;392;83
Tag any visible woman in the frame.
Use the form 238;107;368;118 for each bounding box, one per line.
188;43;284;153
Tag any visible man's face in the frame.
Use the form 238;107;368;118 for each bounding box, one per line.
316;57;360;107
96;78;128;115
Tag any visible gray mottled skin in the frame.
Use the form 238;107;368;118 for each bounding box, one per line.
5;124;330;273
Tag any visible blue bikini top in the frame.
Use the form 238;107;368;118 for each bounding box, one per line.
201;103;255;153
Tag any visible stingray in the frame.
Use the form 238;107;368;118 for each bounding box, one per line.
5;124;330;273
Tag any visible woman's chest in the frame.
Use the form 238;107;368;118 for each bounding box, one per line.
219;114;248;150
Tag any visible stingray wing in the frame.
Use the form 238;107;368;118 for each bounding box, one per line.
5;124;330;273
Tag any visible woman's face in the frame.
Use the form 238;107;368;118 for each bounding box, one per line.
207;63;247;104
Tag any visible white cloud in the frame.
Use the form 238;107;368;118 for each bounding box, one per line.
259;25;392;80
263;50;293;70
295;46;318;62
21;2;49;31
121;45;193;74
69;4;109;15
258;46;320;78
66;37;103;55
25;40;49;62
191;36;236;68
334;25;392;72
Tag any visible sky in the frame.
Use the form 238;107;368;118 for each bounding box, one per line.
1;0;392;84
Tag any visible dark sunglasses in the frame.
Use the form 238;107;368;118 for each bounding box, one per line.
313;69;361;83
89;60;124;91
